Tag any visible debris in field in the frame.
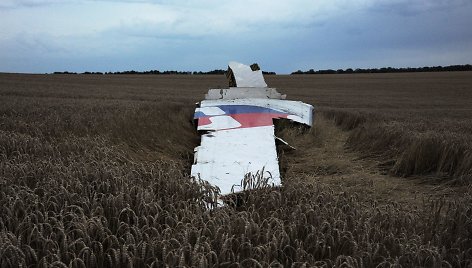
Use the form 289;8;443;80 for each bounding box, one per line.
225;61;267;88
191;62;314;197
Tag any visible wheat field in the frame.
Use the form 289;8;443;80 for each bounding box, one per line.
268;72;472;182
1;72;471;267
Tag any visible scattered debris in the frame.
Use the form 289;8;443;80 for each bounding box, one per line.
191;62;314;197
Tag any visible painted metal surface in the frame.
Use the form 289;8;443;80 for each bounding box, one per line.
195;99;313;130
227;61;267;88
192;125;280;194
192;98;313;195
205;87;286;100
191;62;314;197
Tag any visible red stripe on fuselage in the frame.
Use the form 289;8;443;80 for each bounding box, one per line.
197;113;288;129
198;117;212;126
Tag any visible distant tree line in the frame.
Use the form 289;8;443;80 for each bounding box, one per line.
292;64;472;75
53;70;217;75
52;71;79;74
51;69;277;75
52;64;472;76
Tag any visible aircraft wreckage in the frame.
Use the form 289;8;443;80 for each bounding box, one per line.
191;62;314;199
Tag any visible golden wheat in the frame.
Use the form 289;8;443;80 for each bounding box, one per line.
0;73;471;267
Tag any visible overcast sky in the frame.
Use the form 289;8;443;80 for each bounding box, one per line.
1;0;471;74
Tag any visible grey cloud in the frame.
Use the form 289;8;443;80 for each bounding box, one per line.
1;0;471;73
0;0;73;8
370;0;471;16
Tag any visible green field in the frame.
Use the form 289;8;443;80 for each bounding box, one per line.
1;72;471;267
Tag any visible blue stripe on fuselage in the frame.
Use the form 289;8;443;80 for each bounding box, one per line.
217;105;282;114
194;105;284;118
194;111;207;118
